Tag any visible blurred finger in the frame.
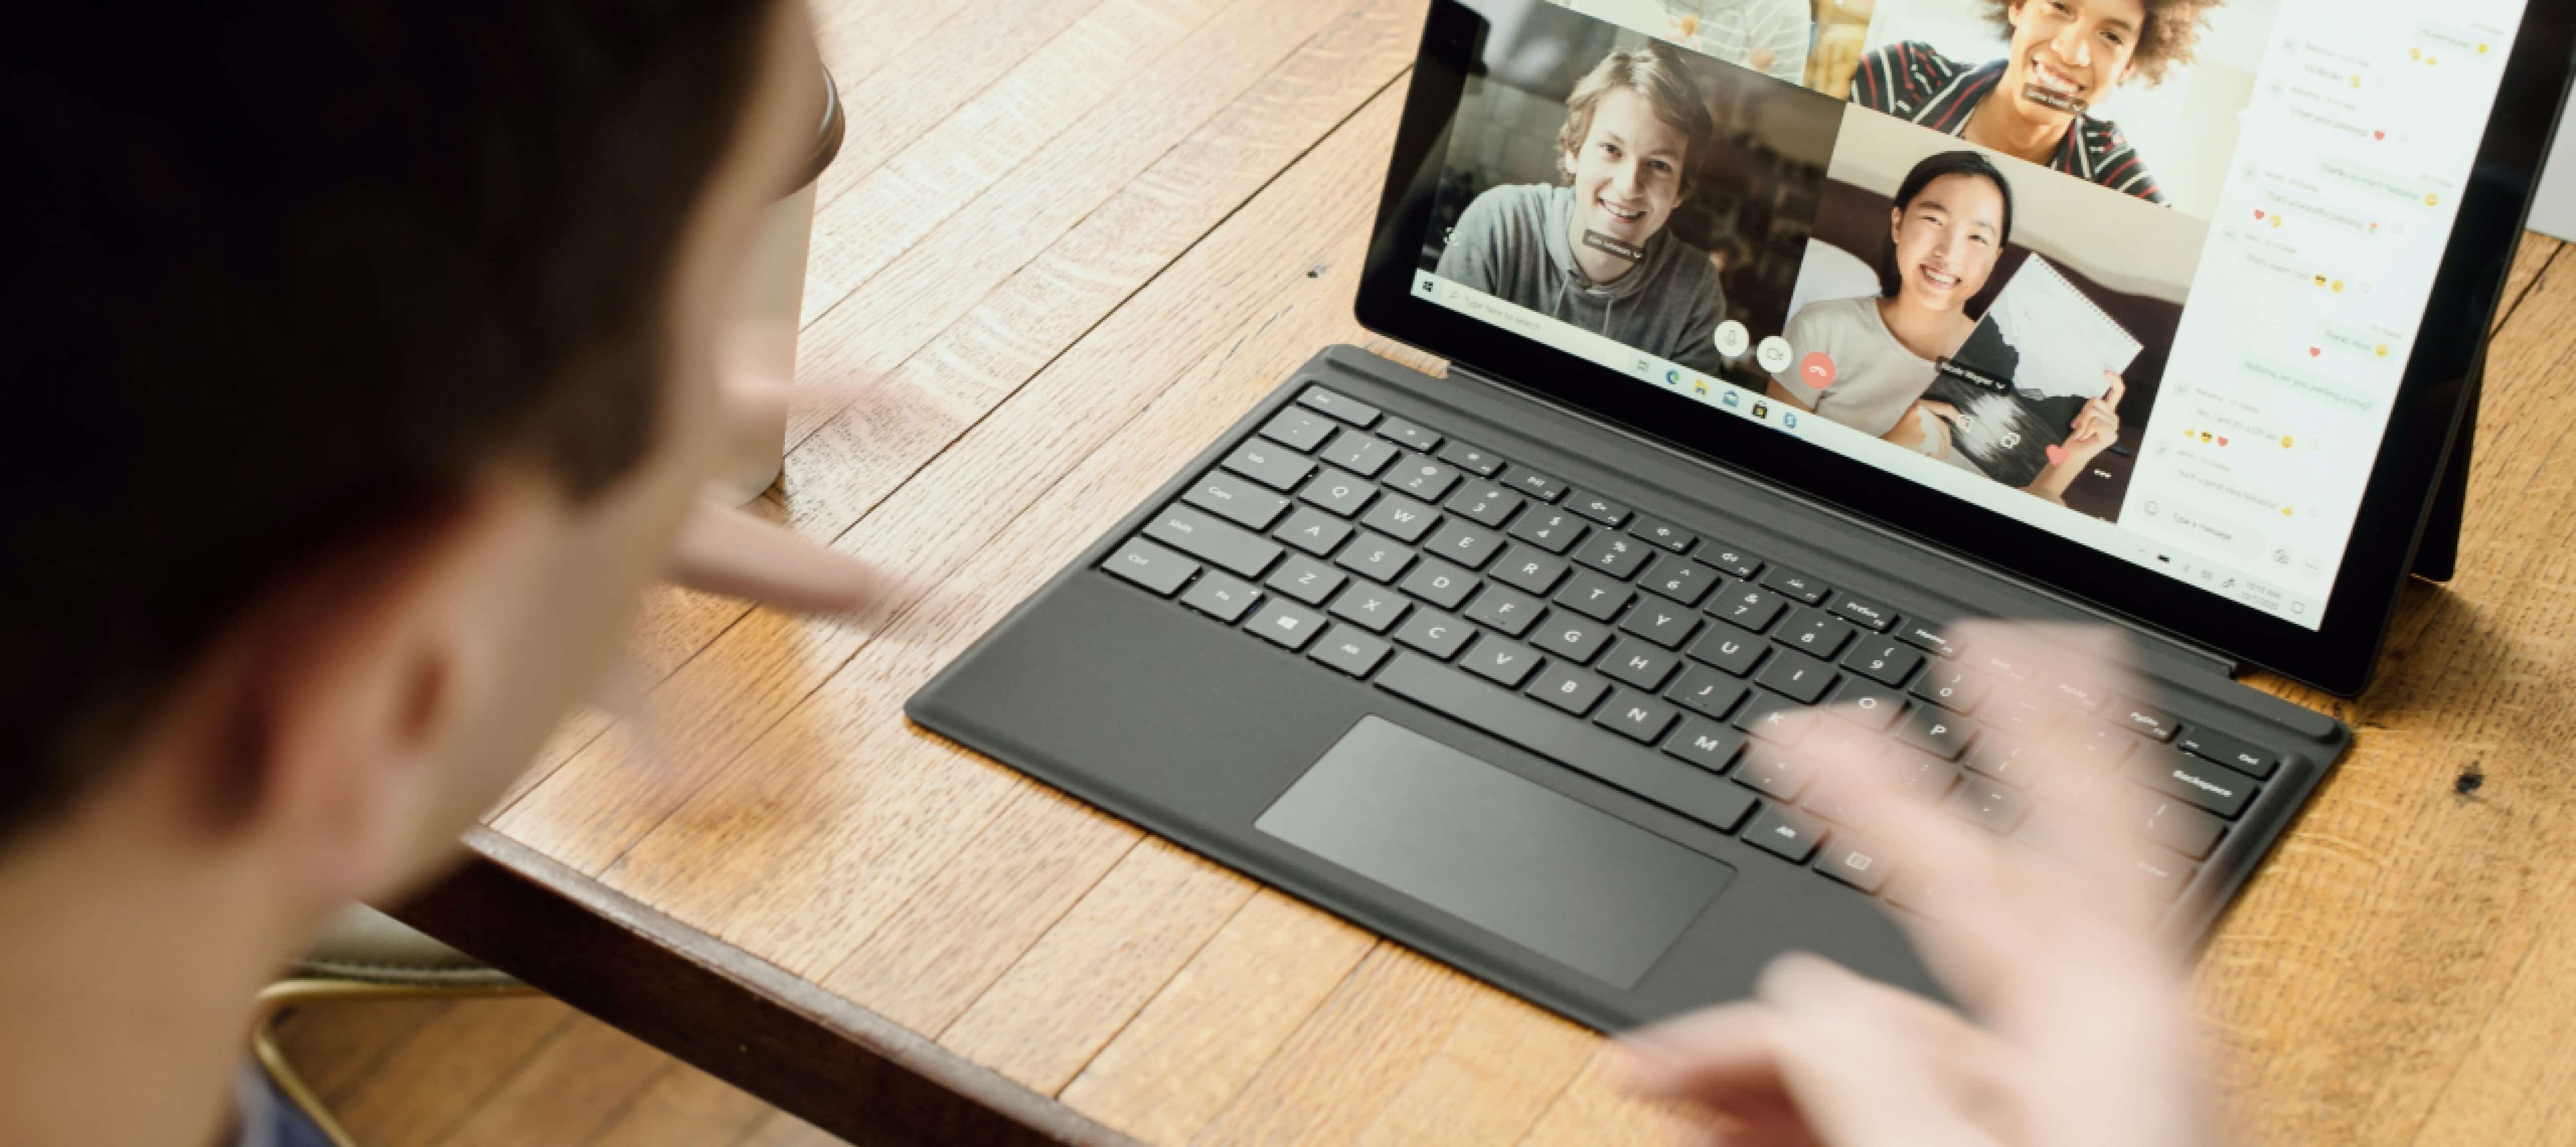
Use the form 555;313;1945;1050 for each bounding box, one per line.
1754;955;1996;1147
668;501;883;613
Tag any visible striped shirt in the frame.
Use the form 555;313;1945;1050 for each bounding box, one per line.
1849;42;2165;205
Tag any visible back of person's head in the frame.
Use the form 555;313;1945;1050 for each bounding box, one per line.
1555;44;1718;186
0;2;782;852
1876;150;2018;298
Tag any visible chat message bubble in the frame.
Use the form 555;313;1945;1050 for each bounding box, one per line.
2319;156;2441;207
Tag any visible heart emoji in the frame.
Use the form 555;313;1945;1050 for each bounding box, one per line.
2310;347;2322;357
2045;444;2070;466
2255;209;2267;219
2218;436;2230;446
2375;130;2387;140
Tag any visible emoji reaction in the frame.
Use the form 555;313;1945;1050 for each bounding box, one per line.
2282;435;2295;448
2375;344;2390;357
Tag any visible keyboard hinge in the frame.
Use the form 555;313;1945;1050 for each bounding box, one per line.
1433;358;2247;684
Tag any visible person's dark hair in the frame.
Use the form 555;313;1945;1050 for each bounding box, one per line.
1980;0;2220;87
0;1;780;844
1876;151;2018;298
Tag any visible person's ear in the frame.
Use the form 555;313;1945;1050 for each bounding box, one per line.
183;482;549;906
1890;204;1905;248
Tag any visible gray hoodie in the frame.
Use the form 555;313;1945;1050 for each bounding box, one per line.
1434;183;1731;377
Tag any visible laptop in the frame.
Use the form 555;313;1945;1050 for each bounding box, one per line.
910;0;2574;1028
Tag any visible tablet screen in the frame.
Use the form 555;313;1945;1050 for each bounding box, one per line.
1406;0;2530;629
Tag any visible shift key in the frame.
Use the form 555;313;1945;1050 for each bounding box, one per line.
1377;655;1758;833
1144;504;1283;578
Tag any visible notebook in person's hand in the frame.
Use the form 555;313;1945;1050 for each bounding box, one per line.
1925;255;2143;487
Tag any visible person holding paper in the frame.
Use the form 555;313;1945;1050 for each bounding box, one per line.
1768;151;2123;502
1849;0;2218;205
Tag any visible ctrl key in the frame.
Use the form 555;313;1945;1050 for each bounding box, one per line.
1245;600;1328;652
1104;538;1197;596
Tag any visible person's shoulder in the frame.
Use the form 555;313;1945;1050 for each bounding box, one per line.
2080;119;2167;203
1788;294;1878;339
1455;183;1555;230
1854;41;1957;104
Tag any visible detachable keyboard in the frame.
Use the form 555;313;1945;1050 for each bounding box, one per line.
1099;382;2292;921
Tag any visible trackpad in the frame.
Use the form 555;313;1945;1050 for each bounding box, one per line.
1256;716;1732;989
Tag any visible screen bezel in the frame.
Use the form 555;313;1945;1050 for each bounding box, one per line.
1357;0;2576;697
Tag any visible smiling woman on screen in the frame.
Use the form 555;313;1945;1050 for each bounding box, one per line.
1434;44;1731;377
1850;0;2218;205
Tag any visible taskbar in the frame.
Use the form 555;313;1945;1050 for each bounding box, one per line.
1409;270;2328;629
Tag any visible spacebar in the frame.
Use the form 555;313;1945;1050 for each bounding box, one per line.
1377;655;1756;834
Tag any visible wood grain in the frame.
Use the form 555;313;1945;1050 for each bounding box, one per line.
411;1;2576;1142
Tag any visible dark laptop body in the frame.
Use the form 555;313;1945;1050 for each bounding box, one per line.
910;1;2575;1029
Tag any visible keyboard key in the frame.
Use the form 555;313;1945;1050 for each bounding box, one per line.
1532;614;1615;663
1296;468;1376;518
1393;608;1474;660
1505;467;1566;501
1881;749;1964;803
1297;386;1381;427
1967;734;2045;789
1775;608;1856;660
1599;639;1683;692
1572;531;1653;580
1259;407;1336;452
1357;491;1439;543
2111;698;2181;742
1640;557;1720;608
1986;696;2065;738
1667;665;1751;719
1894;622;1960;659
1492;547;1570;596
1886;870;1957;920
1595;691;1680;744
1732;691;1805;742
1816;837;1893;893
1462;584;1545;637
1709;582;1786;633
1553;569;1633;621
1894;706;1975;761
1628;515;1698;553
2076;723;2137;768
2176;726;2277;779
1244;600;1326;651
1424;519;1505;569
1745;805;1827;863
1664;718;1747;773
1523;663;1611;716
1972;648;2033;683
1909;663;1989;713
1753;649;1837;704
2132;791;2226;859
1458;635;1543;688
1442;482;1525;529
1565;491;1631;527
1505;508;1588;554
1387;454;1462;502
1735;745;1817;801
1328;585;1410;633
2046;678;2109;714
1759;566;1830;605
1377;415;1442;453
1272;506;1352;557
1947;778;2030;834
1180;571;1262;622
1617;600;1702;649
2131;855;2195;904
2128;750;2256;819
1263;553;1346;606
1828;593;1896;631
1686;628;1769;677
1827;678;1906;731
1103;537;1197;596
1397;558;1478;610
1309;631;1391;677
1436;440;1505;477
1333;532;1416;584
1319;430;1398;478
1840;639;1924;688
1222;439;1315;491
1183;471;1291;531
1377;657;1758;832
1699;541;1764;580
1145;504;1282;578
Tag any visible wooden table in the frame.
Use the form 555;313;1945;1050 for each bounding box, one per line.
397;2;2576;1143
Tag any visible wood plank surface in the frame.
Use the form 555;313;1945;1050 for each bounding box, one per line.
413;2;2576;1144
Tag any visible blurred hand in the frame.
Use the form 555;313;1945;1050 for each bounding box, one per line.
667;374;881;614
1616;623;2218;1147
